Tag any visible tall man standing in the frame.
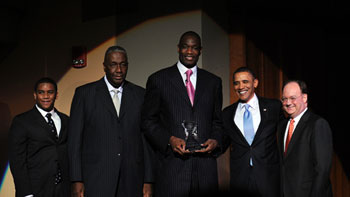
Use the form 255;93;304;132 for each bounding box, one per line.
277;80;333;197
68;46;153;197
222;67;283;197
9;77;70;197
142;31;223;196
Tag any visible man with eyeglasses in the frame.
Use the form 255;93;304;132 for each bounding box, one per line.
277;80;333;197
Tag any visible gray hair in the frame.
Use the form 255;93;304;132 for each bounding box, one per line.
104;45;128;62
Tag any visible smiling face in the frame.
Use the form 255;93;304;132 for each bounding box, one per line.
177;34;202;68
34;82;57;112
282;82;308;118
103;51;128;88
233;71;258;103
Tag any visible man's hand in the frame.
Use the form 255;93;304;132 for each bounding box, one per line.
143;183;153;197
195;139;218;154
169;136;190;155
72;182;84;197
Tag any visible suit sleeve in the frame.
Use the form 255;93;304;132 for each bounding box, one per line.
68;87;85;182
310;118;333;197
8;117;33;196
142;75;172;154
210;78;223;155
142;132;156;183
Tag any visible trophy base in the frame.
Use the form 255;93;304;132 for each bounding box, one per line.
185;141;203;152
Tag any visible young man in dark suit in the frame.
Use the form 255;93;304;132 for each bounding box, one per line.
9;77;70;197
142;31;223;196
222;67;283;197
68;46;153;197
277;80;333;197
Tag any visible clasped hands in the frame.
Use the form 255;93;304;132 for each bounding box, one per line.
169;136;218;155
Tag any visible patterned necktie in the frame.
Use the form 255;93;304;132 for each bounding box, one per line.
285;118;295;154
112;89;120;116
185;70;195;106
46;113;58;139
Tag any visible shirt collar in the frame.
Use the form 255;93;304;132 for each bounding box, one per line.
36;104;55;118
177;61;197;76
291;107;308;123
239;93;259;110
104;75;124;93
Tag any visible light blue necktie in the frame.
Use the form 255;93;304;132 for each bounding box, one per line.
243;104;255;166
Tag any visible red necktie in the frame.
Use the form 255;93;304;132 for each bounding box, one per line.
186;70;195;106
285;118;294;154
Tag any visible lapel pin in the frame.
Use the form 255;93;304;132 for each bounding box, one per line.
263;108;267;112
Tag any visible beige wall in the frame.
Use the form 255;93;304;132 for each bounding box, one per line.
0;9;231;196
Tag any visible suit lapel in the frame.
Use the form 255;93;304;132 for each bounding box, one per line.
193;68;206;108
252;98;268;144
284;110;310;158
278;119;288;159
32;107;57;141
229;103;249;146
96;78;119;118
56;110;67;142
118;81;134;119
168;65;193;107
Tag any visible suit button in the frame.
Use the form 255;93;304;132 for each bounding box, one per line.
117;153;121;156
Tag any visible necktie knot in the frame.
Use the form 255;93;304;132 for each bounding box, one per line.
186;69;193;78
46;113;52;119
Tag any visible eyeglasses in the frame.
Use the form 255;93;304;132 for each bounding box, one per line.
281;95;303;103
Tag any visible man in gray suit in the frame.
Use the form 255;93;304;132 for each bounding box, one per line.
142;31;223;196
68;46;153;197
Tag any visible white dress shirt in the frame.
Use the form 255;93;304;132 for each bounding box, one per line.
177;61;197;89
104;75;123;102
234;94;261;136
36;105;61;136
283;107;308;151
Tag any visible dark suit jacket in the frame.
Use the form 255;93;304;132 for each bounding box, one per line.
68;78;153;197
142;64;223;196
222;97;283;197
277;109;333;197
8;107;70;197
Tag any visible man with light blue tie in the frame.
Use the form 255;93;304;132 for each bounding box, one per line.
222;67;284;197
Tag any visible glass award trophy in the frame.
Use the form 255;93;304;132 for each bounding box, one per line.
182;120;202;152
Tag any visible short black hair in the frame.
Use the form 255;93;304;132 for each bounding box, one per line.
34;77;57;92
178;31;202;48
233;67;257;80
282;79;308;94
